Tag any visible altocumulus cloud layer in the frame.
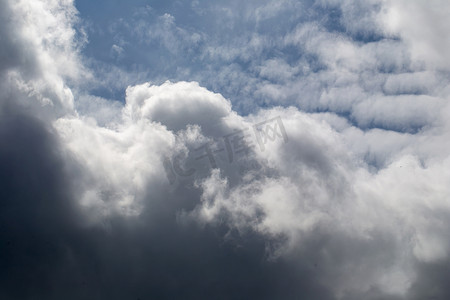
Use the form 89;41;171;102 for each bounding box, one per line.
1;0;450;299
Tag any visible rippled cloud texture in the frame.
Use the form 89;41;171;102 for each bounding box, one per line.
1;0;450;299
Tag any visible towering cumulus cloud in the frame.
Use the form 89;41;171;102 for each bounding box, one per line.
1;0;450;299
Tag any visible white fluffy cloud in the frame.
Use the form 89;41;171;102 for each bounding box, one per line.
0;0;89;118
380;0;450;69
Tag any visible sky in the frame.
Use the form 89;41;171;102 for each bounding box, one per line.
1;0;450;299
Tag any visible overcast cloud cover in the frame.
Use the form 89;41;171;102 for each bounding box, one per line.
1;0;450;299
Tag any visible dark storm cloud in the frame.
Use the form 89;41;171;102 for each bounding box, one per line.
408;259;450;300
0;107;81;299
0;105;334;300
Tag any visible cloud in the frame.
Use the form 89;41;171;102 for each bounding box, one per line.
0;0;88;118
2;0;450;299
123;81;233;133
380;0;450;69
